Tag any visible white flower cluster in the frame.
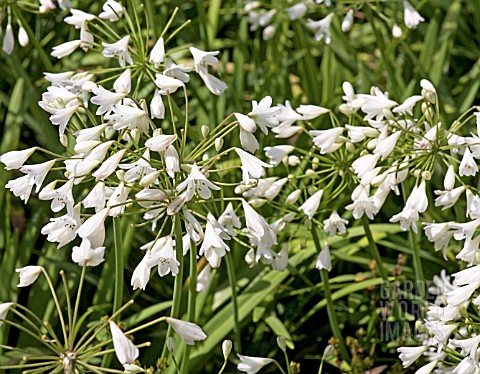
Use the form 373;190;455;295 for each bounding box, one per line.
243;0;425;42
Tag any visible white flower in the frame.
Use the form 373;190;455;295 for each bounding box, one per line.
145;134;177;152
218;203;242;233
235;148;271;184
165;146;180;178
199;213;230;268
39;0;56;13
150;36;165;68
131;253;151;291
286;3;307;20
16;266;44;287
434;186;465;210
2;24;14;55
93;149;127;181
196;264;211;292
242;199;277;246
450;335;480;363
392;95;423;115
99;0;124;21
176;163;220;200
403;0;425;29
0;302;14;327
146;236;180;277
452;265;480;286
357;87;398;121
107;182;131;217
373;130;402;160
50;104;80;136
42;203;81;248
64;9;95;29
83;182;106;212
5;175;35;202
299;190;323;220
119;150;156;183
323;210;348;237
446;282;480;307
264;145;294;166
39;179;75;212
423;222;452;255
420;79;437;104
91;85;127;115
397;346;428;368
154;73;184;94
51;40;82;59
72;238;105;267
102;36;133;68
345;185;376;220
189;47;227;95
107;104;149;132
310;128;344;154
297;105;329;120
166;317;207;345
237;354;274;373
113;69;131;94
0;147;37;170
306;13;334;44
109;321;139;365
20;160;55;192
248;96;280;133
76;207;109;248
459;147;478;177
163;58;192;82
315;246;332;272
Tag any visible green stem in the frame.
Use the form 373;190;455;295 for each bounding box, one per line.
161;217;184;359
113;217;124;319
311;228;349;362
361;216;389;282
180;238;197;374
70;265;87;349
225;250;241;352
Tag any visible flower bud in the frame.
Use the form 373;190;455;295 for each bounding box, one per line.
201;125;210;138
323;344;334;358
116;169;126;181
286;189;301;205
222;340;232;360
288;155;300;166
2;23;14;55
421;171;431;180
215;137;223;152
18;26;29;47
341;9;354;32
277;336;287;352
139;171;160;187
392;24;402;38
305;169;316;179
60;134;69;147
262;25;276;41
82;81;97;92
245;248;256;266
249;198;267;208
345;142;355;153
